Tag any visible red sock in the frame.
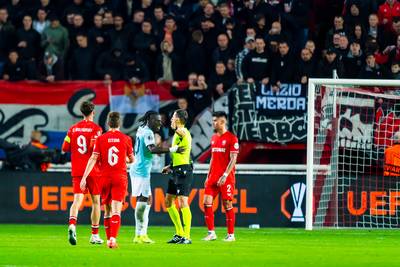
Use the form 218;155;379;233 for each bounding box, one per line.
226;208;235;234
104;217;111;240
91;224;99;235
110;214;121;239
69;216;77;226
204;205;215;231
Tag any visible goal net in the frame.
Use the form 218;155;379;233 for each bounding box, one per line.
306;79;400;229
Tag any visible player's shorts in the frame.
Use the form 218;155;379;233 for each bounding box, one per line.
72;176;101;195
131;176;152;197
167;164;193;196
101;175;128;205
205;180;235;201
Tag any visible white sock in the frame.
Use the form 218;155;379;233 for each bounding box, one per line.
135;202;147;236
141;204;151;235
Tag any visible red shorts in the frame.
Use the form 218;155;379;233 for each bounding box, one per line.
101;175;128;205
72;176;101;195
204;180;235;201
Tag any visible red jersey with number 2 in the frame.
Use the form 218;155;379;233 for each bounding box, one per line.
93;130;133;177
63;120;102;177
208;131;239;184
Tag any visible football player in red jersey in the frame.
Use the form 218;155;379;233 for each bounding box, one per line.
203;111;239;242
62;101;103;246
81;112;134;249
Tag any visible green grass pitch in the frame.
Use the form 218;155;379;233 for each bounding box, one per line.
0;224;399;267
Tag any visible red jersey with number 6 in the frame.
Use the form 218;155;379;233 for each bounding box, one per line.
62;120;102;177
93;130;133;176
208;131;239;184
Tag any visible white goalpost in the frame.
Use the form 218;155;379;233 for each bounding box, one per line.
306;79;400;230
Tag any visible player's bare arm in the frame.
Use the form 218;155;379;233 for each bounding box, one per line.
217;152;238;187
127;153;134;163
80;153;99;191
162;164;172;174
147;144;185;154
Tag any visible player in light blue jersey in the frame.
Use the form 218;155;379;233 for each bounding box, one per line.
130;111;184;243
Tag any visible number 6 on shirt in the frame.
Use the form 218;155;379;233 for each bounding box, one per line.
108;146;119;166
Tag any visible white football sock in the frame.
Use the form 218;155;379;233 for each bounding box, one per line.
141;204;151;235
135;202;147;236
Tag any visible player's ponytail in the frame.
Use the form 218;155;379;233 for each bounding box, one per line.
138;110;159;127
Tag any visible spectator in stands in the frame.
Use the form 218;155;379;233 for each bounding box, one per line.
152;5;165;39
325;16;347;48
200;17;219;71
108;14;129;53
90;0;112;19
115;0;135;21
317;48;345;78
88;14;109;55
102;10;114;30
343;40;364;78
344;2;363;30
95;47;126;81
175;97;193;127
224;18;243;53
160;15;186;57
2;50;27;81
209;61;235;99
218;2;235;28
38;51;64;82
16;15;41;79
242;37;270;84
6;0;26;27
282;0;311;52
367;14;385;48
69;33;95;80
349;23;366;49
212;33;233;65
123;54;149;84
171;73;211;117
384;16;400;48
133;19;157;78
41;14;69;58
64;0;90;23
68;13;86;50
0;7;16;71
390;61;400;79
33;8;49;35
358;52;387;79
378;0;400;31
271;41;297;90
265;21;291;46
254;14;268;37
156;40;182;82
385;35;400;65
186;30;207;76
337;35;350;60
128;9;145;37
167;0;192;25
296;48;316;85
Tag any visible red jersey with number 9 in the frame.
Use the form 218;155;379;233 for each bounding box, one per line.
63;120;102;177
208;131;239;184
93;130;133;176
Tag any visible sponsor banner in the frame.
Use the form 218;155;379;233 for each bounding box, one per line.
255;83;307;116
0;171;306;227
229;83;307;143
339;175;400;228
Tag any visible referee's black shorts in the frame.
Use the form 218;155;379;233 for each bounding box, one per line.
167;164;193;196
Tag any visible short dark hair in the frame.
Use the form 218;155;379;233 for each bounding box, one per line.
212;111;227;119
107;112;121;128
174;109;188;125
80;101;94;116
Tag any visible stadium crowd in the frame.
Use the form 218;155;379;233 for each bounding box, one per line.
1;0;400;96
